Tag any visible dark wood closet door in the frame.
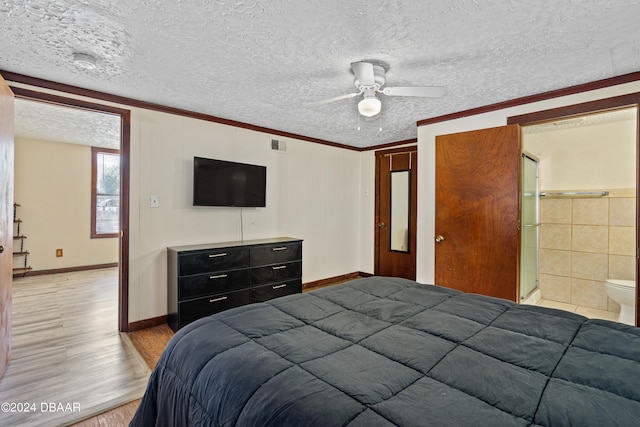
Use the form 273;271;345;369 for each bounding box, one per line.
0;74;15;378
435;125;521;301
375;147;417;280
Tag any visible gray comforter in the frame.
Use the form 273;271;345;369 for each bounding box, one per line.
130;276;640;426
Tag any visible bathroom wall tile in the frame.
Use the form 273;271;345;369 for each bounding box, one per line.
539;274;571;303
609;255;636;280
572;198;609;225
540;198;571;224
572;252;608;281
535;196;635;317
571;278;608;310
609;197;636;227
609;226;635;256
539;249;571;277
539;224;571;250
572;225;608;254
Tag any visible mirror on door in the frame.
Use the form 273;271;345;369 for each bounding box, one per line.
390;170;410;252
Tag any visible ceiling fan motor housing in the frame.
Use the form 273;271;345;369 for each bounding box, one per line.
354;64;386;91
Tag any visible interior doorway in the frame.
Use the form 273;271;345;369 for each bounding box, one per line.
11;86;131;332
521;107;638;323
509;96;640;326
374;146;417;280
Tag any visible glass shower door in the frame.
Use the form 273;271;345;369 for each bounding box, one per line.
521;153;539;299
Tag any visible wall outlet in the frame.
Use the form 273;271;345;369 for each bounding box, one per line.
56;248;63;257
150;195;159;208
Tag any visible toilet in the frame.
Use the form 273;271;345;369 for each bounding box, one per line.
604;279;636;325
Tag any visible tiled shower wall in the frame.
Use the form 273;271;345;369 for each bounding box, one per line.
538;195;636;312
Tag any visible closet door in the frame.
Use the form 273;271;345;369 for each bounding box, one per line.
434;125;521;301
375;146;417;280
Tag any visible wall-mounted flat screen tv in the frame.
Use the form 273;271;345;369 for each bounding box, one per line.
193;157;266;207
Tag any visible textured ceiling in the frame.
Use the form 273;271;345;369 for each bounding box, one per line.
2;0;640;148
15;98;121;148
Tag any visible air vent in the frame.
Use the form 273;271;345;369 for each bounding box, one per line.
271;139;287;152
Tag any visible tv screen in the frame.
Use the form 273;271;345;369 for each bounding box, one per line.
193;157;266;207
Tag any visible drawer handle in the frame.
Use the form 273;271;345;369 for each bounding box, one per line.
272;247;287;251
209;296;228;303
208;253;227;258
272;265;287;270
209;274;228;280
272;284;287;289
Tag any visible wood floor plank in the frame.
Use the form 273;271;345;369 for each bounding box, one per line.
0;268;150;427
127;324;174;370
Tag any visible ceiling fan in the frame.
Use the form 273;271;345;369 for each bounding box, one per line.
307;61;446;117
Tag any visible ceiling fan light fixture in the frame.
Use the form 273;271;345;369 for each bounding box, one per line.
358;95;381;117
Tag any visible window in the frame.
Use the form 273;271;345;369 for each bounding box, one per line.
91;147;120;238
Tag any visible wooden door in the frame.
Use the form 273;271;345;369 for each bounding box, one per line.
435;125;521;301
375;146;417;280
0;74;14;378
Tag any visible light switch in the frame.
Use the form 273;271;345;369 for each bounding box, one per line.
150;195;159;208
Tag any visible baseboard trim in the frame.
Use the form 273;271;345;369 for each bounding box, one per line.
302;271;372;291
15;263;119;277
128;315;168;332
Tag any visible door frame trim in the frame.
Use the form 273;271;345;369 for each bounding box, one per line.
374;145;417;275
10;86;131;332
508;93;640;327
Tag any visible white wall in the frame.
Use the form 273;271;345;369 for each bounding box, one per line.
524;118;636;191
416;81;640;285
359;150;376;274
13;137;118;270
125;108;362;322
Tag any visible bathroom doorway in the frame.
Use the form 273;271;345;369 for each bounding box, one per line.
520;107;637;323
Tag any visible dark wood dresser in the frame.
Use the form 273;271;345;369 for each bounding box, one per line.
167;237;302;331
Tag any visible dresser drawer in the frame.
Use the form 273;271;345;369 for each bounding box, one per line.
251;260;302;286
250;242;302;267
179;269;250;300
178;289;251;328
251;279;301;303
179;247;249;276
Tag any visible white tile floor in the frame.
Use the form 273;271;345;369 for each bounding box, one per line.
534;298;619;322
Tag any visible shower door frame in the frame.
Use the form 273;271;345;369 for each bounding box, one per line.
520;152;539;301
508;93;640;327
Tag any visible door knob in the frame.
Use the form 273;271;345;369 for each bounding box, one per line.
435;235;445;243
0;245;3;253
378;223;386;228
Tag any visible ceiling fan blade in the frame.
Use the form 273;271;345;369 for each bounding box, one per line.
351;62;375;86
305;92;361;107
382;86;446;98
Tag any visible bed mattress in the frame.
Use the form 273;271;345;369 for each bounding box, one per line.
131;276;640;426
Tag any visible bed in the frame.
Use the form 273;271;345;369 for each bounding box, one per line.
130;276;640;426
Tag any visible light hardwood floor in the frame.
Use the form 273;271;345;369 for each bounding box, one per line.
73;324;174;426
0;268;150;427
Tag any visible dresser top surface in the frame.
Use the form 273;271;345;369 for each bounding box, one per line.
167;237;302;253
